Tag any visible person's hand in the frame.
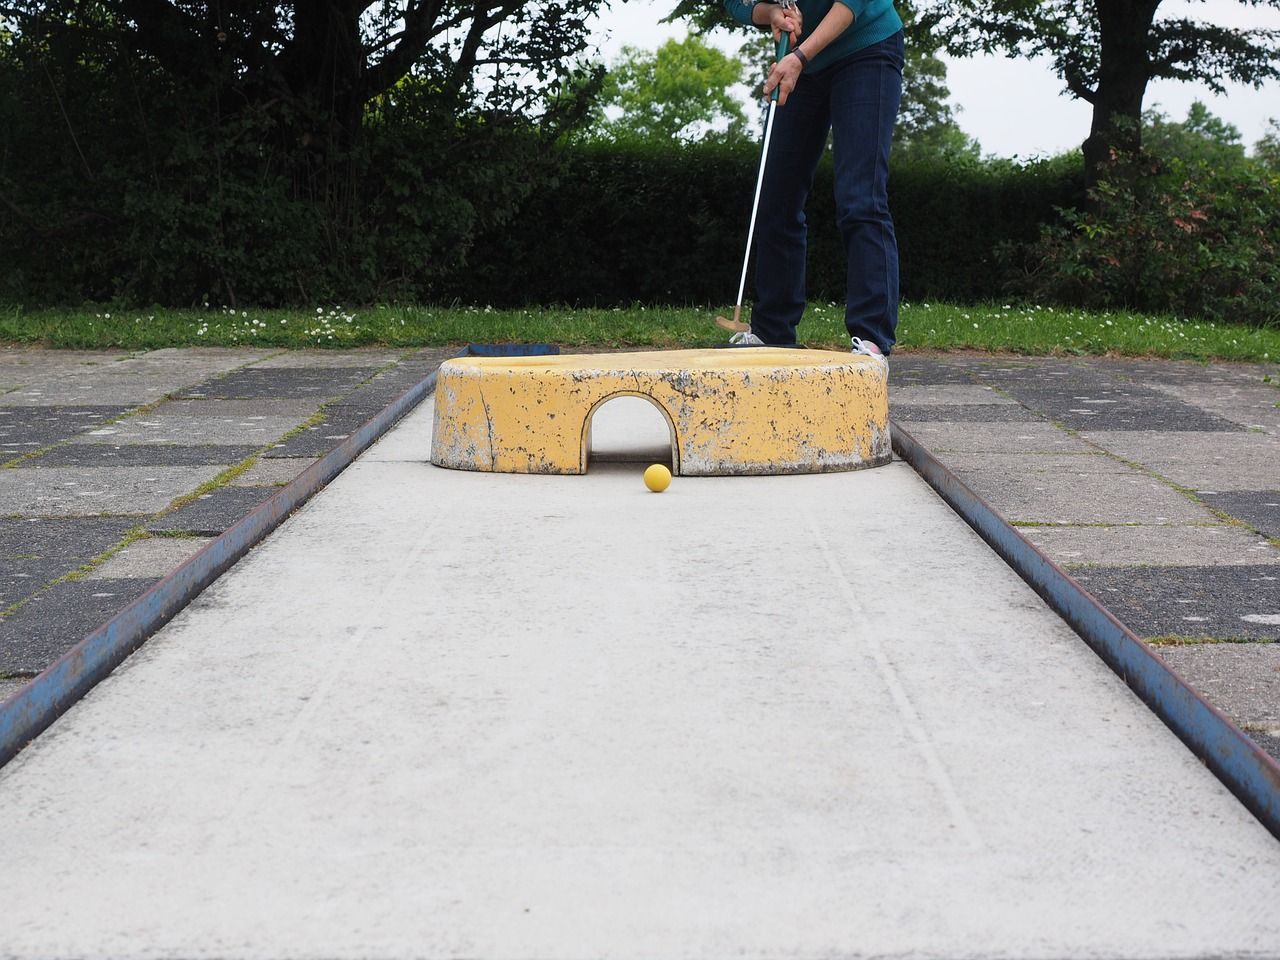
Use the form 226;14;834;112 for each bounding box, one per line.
768;3;802;47
764;52;803;106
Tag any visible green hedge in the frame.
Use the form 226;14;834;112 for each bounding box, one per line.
442;140;1083;306
1;98;1080;308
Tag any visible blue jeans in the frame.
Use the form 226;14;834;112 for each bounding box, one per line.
750;31;904;352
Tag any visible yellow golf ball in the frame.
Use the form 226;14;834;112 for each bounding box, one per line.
643;463;672;493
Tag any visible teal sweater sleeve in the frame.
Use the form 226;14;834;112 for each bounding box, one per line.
722;1;901;73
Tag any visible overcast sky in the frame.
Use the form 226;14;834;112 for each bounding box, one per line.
585;0;1280;157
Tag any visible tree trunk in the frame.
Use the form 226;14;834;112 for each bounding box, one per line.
1081;0;1161;190
287;1;367;155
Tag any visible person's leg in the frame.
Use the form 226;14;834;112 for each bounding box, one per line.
749;71;832;346
828;32;903;355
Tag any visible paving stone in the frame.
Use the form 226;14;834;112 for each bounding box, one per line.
0;577;158;673
1154;643;1280;727
162;398;323;418
1073;565;1280;640
250;349;404;369
20;444;261;468
888;385;1017;406
328;364;439;410
0;349;274;407
936;452;1133;475
999;382;1242;432
0;347;132;379
1198;491;1280;539
405;347;457;365
881;358;977;385
1079;431;1280;489
70;413;305;447
0;465;227;516
1146;382;1280;434
958;467;1208;524
0;517;137;605
899;421;1095;454
1099;358;1279;388
0;380;177;407
228;458;316;487
178;366;380;400
0;517;137;562
1022;524;1280;568
892;404;1044;423
0;406;133;457
86;536;214;579
969;360;1106;386
0;556;69;609
147;486;279;536
262;406;374;458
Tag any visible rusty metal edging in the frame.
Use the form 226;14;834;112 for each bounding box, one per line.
0;343;560;769
891;419;1280;842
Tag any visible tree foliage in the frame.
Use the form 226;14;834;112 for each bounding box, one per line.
914;0;1280;182
1256;117;1280;170
1142;100;1247;168
895;43;980;161
2;0;604;139
1007;152;1279;327
596;36;750;142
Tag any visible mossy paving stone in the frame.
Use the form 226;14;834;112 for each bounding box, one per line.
891;403;1046;423
998;382;1243;432
884;357;980;385
147;486;279;537
262;406;380;458
17;444;262;468
0;517;138;607
0;577;158;674
0;405;134;456
1197;490;1280;540
0;465;232;516
177;367;382;400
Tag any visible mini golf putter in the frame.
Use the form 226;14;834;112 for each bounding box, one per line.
715;2;796;337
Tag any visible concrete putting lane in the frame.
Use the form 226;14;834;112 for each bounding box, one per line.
1;396;1278;958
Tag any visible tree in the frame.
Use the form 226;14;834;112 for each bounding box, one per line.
1142;100;1247;168
0;1;609;304
1;0;605;156
914;0;1280;185
895;41;981;162
597;36;750;142
1256;117;1280;170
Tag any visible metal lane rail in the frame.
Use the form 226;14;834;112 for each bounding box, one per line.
0;344;560;769
891;419;1280;841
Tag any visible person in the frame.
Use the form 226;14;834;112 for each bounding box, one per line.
723;0;904;363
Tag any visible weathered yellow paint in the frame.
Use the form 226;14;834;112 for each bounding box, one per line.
430;348;890;476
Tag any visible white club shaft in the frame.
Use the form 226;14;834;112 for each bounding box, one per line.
734;97;780;317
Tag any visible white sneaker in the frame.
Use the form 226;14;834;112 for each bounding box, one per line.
729;332;766;346
850;337;888;365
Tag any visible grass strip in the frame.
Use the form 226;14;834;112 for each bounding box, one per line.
2;303;1279;363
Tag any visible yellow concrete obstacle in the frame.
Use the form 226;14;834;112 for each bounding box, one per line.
430;348;889;476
